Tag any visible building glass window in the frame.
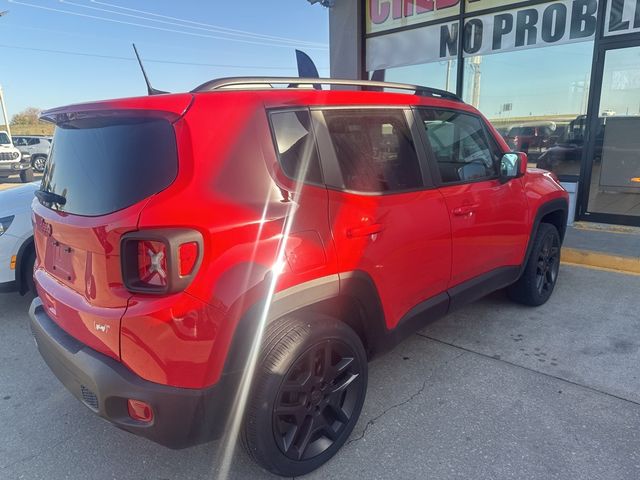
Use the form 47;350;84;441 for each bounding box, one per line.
382;60;458;94
462;41;594;177
587;45;640;217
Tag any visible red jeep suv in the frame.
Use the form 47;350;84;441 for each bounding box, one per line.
29;78;568;476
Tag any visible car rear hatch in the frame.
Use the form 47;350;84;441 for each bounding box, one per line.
33;95;192;360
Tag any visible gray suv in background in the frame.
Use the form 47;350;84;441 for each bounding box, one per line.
12;136;51;173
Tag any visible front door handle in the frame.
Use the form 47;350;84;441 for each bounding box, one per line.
347;223;384;238
452;204;480;216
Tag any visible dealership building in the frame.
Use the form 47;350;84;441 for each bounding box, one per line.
326;0;640;226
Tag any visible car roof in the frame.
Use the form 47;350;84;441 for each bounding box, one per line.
40;78;484;123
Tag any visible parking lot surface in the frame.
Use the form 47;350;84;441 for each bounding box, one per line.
1;265;639;480
0;174;43;192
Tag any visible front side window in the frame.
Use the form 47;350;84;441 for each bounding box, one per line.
322;109;423;193
0;132;11;144
418;109;500;184
269;109;322;184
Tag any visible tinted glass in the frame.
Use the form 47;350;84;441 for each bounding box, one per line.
419;109;500;184
270;110;322;184
41;117;177;216
0;132;10;144
323;109;423;193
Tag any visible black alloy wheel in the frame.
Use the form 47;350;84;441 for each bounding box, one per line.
535;232;560;296
242;314;367;477
507;222;561;306
273;339;362;461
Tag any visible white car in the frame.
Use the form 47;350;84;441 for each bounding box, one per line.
0;182;38;295
12;136;52;173
0;130;34;183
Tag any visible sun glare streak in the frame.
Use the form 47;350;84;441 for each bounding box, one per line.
212;123;316;480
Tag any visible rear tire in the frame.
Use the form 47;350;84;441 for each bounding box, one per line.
508;223;561;306
242;314;367;477
20;168;34;183
22;247;36;296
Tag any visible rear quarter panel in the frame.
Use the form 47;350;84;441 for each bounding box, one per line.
121;93;337;388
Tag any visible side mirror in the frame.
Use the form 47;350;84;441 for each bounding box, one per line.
499;152;527;182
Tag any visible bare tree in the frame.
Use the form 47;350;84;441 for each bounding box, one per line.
11;107;42;126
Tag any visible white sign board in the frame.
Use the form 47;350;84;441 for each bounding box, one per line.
367;0;599;71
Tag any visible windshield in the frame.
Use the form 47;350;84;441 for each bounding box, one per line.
0;132;10;145
40;116;178;216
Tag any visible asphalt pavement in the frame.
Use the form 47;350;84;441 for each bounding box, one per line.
1;264;639;480
0;173;43;191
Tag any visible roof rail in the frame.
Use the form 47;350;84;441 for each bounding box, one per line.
191;77;462;102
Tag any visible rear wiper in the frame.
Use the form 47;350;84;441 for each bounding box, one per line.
35;190;67;206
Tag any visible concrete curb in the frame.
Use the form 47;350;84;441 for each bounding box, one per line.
561;248;640;276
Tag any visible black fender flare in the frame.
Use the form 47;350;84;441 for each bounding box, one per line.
221;271;390;375
520;197;568;277
221;274;341;375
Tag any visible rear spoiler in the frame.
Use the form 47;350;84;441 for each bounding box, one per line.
39;94;193;126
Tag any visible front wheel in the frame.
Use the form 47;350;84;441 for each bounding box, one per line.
20;168;34;183
31;155;47;173
508;223;561;306
242;314;367;477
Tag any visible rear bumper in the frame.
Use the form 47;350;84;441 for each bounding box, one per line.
29;297;238;449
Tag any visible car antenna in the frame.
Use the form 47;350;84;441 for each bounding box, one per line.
132;43;168;96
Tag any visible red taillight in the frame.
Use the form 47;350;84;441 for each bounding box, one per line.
127;399;154;423
179;242;198;276
121;229;203;294
137;240;168;287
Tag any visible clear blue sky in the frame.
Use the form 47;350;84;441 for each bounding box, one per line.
0;0;329;119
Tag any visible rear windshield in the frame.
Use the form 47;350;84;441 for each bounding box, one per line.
40;116;177;216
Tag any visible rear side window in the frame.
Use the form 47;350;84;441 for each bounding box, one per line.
418;109;500;184
269;109;322;184
322;109;423;193
40;116;177;216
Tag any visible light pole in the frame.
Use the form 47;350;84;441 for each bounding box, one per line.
0;86;10;138
0;10;10;137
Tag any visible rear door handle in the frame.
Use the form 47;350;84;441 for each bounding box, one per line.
452;204;480;216
347;223;384;238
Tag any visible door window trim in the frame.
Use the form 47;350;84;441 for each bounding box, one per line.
413;106;505;188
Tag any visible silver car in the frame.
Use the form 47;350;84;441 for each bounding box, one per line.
12;136;51;173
